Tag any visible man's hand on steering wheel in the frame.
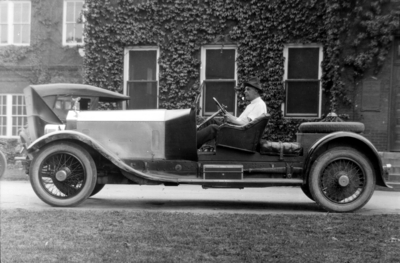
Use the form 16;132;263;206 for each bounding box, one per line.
223;112;236;123
196;97;227;129
214;97;248;126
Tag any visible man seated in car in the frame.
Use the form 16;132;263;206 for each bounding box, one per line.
197;77;267;149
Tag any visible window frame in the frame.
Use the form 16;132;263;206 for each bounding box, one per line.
123;46;160;110
0;94;27;138
200;45;238;116
62;0;84;46
0;1;31;46
283;44;323;119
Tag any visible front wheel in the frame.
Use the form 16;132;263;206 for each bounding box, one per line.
309;147;375;212
29;142;97;207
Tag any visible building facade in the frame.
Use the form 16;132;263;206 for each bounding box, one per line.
1;0;400;154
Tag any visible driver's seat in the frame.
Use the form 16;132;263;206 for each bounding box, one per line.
216;113;270;153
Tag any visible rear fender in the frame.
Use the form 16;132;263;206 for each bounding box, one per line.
303;132;390;188
27;131;178;183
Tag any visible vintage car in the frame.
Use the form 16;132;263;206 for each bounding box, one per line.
18;83;391;212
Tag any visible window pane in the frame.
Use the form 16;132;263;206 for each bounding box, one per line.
13;3;22;23
80;98;91;110
205;49;235;79
0;25;7;43
0;3;8;23
55;100;62;109
21;25;30;43
12;116;26;136
66;2;74;22
76;2;83;22
75;24;83;42
204;81;235;114
66;24;74;42
14;25;21;43
22;3;30;23
286;81;319;115
129;51;157;80
288;48;319;79
64;101;72;110
127;82;157;109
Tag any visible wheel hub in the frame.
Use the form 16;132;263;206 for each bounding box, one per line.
338;174;350;187
55;167;71;182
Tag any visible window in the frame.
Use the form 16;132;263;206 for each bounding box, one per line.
63;0;84;46
123;47;159;109
201;46;237;116
0;1;31;46
0;96;7;136
0;94;27;137
283;45;323;118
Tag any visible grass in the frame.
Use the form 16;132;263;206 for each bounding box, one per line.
1;210;399;263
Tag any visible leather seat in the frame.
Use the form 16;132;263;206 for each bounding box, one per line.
259;141;303;158
216;114;270;152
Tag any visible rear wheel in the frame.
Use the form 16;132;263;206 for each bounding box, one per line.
29;142;97;207
309;147;375;212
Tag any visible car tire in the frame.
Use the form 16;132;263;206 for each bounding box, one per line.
29;142;97;207
299;122;365;134
308;147;375;212
300;184;314;201
90;184;105;197
0;151;6;178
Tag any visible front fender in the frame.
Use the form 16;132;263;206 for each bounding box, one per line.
27;131;179;183
303;131;390;188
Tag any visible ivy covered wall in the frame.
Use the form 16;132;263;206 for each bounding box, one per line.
83;0;399;142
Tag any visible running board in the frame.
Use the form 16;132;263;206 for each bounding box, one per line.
178;178;303;186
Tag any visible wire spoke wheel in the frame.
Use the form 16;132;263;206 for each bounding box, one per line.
320;158;365;204
30;142;97;207
39;152;86;198
309;147;375;212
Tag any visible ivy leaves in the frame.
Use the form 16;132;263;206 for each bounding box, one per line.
83;0;398;141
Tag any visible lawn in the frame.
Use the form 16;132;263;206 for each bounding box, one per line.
1;210;399;263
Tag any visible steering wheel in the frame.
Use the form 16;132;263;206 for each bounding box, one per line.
213;97;227;114
196;97;227;130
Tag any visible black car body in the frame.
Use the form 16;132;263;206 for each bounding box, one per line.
19;84;391;212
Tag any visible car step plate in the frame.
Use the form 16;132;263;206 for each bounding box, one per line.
203;164;243;180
